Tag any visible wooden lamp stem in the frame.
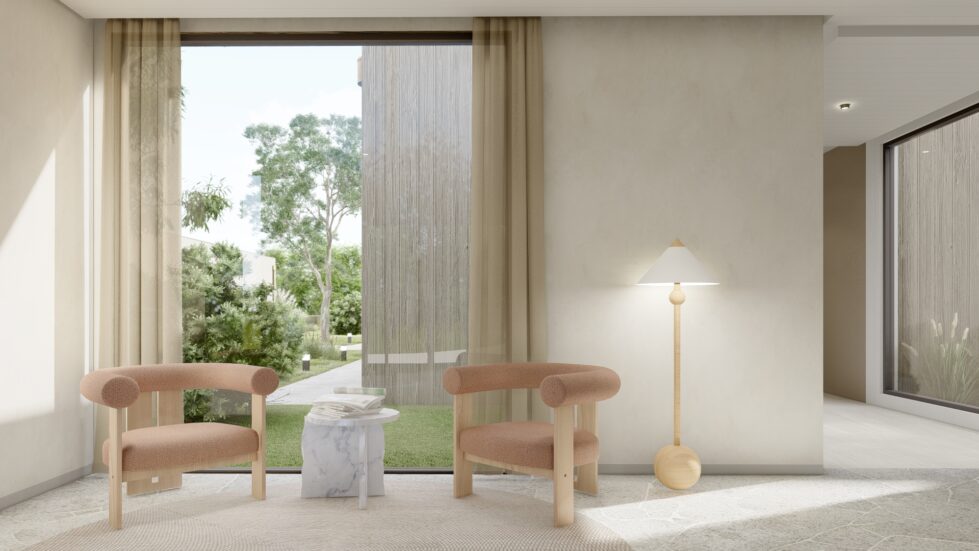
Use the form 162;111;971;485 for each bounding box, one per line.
669;283;685;447
655;282;700;490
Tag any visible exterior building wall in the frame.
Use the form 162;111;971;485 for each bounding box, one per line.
360;45;471;405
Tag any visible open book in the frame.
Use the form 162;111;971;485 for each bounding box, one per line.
307;392;385;421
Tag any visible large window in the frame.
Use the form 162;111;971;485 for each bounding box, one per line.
884;103;979;413
180;38;470;470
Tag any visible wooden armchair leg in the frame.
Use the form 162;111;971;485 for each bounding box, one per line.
251;461;266;500
553;405;575;527
453;395;473;497
252;394;266;500
575;463;599;496
454;454;473;498
575;401;598;496
108;408;124;530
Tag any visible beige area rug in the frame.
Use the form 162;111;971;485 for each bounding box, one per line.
28;476;629;550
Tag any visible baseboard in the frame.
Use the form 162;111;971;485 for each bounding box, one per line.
0;464;93;512
599;464;824;476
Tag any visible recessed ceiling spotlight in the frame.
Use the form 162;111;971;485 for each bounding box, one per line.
838;102;853;111
922;150;931;154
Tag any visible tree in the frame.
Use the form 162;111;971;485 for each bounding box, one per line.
263;248;321;315
330;245;362;334
244;114;361;343
264;244;363;334
331;245;362;299
182;177;231;232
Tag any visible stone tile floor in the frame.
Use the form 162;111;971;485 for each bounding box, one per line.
4;396;979;550
2;469;978;550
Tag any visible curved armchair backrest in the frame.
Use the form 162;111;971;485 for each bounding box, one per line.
442;362;620;407
80;363;280;408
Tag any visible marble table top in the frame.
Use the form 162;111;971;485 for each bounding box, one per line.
304;407;400;428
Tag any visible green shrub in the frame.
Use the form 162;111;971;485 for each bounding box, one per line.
183;389;215;423
302;333;333;359
330;289;362;335
183;388;250;423
181;243;305;421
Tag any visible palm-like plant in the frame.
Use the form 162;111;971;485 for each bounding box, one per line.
901;313;979;406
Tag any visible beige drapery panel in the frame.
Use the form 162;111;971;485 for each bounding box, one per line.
468;18;548;427
94;20;182;491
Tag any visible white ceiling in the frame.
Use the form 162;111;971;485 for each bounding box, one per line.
52;1;979;19
58;0;979;147
824;20;979;146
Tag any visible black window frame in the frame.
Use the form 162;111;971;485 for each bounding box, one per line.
882;100;979;415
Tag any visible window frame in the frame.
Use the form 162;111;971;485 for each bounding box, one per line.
180;31;472;47
882;100;979;415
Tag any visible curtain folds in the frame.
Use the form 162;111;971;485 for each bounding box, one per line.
468;17;548;427
95;19;182;483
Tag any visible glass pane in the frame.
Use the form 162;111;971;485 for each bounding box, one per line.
894;107;979;408
181;44;469;469
181;46;366;467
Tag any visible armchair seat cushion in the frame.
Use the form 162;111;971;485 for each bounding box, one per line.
459;422;598;470
102;423;259;472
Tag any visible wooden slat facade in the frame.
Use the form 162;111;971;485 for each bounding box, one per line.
360;45;471;405
896;109;979;406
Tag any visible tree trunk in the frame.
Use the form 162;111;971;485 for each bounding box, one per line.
319;244;333;344
319;288;332;345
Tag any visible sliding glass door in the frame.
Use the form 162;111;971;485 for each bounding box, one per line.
885;103;979;412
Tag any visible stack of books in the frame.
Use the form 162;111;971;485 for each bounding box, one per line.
307;387;386;422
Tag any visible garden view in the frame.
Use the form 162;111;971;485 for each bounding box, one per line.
179;46;454;469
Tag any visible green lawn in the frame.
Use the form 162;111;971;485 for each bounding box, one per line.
329;333;362;346
277;351;363;386
226;403;452;468
383;405;453;468
303;332;363;347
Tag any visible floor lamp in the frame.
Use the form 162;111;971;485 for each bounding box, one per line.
638;239;718;490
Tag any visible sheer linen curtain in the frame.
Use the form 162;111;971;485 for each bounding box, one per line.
94;20;183;494
469;17;549;430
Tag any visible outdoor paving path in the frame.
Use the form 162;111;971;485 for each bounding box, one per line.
268;359;363;405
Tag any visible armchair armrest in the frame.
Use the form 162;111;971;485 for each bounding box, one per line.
80;371;140;408
540;369;620;407
443;362;621;406
118;364;279;396
80;363;280;407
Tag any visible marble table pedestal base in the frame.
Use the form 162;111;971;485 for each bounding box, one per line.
300;409;399;509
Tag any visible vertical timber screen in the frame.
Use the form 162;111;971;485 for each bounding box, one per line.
361;45;472;405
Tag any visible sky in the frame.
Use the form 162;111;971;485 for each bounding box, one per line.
181;46;363;253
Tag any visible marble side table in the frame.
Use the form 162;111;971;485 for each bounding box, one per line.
300;408;399;509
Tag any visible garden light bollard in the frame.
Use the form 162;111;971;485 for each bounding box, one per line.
347;333;353;343
340;346;348;361
302;353;311;372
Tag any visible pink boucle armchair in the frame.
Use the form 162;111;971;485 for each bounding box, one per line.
442;362;620;527
80;363;279;530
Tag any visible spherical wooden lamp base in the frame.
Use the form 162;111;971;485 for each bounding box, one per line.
654;444;702;490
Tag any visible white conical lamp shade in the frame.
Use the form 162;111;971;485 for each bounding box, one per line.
638;240;718;286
